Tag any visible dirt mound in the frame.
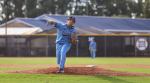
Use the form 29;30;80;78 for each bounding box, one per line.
1;67;150;76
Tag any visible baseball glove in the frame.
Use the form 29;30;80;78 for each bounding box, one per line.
71;31;77;44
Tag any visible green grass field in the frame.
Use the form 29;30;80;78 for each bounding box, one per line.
0;57;150;65
0;57;150;83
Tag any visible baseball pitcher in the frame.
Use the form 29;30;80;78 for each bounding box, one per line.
46;16;78;73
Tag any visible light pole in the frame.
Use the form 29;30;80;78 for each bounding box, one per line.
86;1;88;16
5;5;8;56
5;6;7;35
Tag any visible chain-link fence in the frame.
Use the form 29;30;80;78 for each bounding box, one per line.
0;35;150;57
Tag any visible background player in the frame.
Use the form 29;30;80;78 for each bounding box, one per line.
89;39;97;59
46;16;78;73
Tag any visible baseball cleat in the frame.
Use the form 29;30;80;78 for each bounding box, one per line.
57;68;64;73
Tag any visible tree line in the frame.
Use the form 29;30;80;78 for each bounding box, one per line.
0;0;150;24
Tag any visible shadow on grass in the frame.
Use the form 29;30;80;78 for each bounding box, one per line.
95;75;133;83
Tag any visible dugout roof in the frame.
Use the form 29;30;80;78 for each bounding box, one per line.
1;14;150;34
36;14;150;31
0;27;42;35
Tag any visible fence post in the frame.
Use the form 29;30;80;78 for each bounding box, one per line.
148;36;150;56
29;38;31;56
105;36;106;57
46;36;48;57
134;36;136;57
76;43;78;57
18;36;19;57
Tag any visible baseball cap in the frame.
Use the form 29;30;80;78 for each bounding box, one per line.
67;16;76;23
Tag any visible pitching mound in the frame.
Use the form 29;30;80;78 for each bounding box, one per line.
1;67;150;76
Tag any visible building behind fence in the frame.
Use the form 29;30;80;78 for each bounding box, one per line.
0;34;150;57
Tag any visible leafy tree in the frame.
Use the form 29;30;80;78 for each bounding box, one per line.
55;0;71;14
1;0;150;24
39;0;72;15
136;0;143;17
94;0;117;16
116;0;128;15
39;0;56;15
73;0;86;15
13;0;24;17
143;0;150;18
26;0;38;18
0;0;13;24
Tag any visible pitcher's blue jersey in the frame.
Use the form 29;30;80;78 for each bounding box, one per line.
89;41;97;49
54;22;78;44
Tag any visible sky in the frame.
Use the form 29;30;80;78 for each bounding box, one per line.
135;0;145;3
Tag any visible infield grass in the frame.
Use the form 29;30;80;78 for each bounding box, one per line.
0;73;150;83
0;57;150;65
